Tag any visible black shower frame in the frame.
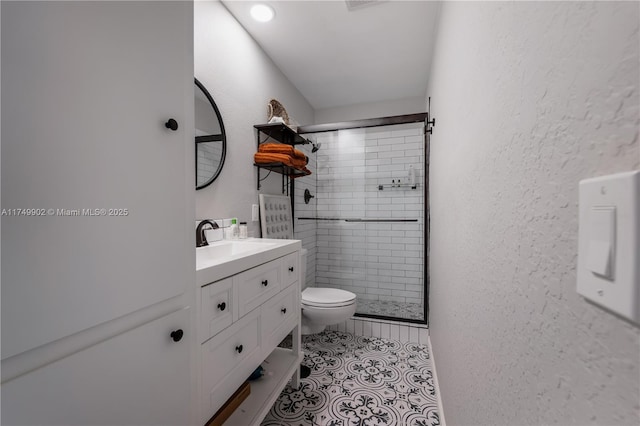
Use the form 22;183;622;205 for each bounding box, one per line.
293;112;432;327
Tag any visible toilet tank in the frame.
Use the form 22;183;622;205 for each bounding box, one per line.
300;248;308;290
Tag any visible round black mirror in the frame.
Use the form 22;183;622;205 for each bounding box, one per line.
195;78;226;190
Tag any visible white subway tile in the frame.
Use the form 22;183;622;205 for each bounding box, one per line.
404;149;423;157
378;282;406;291
362;321;372;337
392;157;418;164
380;323;390;339
378;295;407;303
357;293;379;301
405;284;424;292
418;328;429;345
346;319;355;335
407;327;420;344
395;290;420;298
378;164;406;172
389;324;400;340
371;321;382;338
391;127;422;137
354;320;363;336
399;325;410;343
366;288;393;296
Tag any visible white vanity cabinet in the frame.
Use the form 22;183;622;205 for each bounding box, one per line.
197;244;302;426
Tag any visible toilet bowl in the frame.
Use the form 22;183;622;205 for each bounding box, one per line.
300;249;357;335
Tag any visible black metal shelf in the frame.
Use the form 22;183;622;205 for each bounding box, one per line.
254;123;310;145
254;123;312;193
253;162;310;178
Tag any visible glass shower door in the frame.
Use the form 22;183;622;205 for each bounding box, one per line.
309;122;426;322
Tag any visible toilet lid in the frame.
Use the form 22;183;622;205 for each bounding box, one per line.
302;288;356;307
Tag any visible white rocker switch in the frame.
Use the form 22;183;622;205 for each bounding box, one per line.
585;207;615;279
578;171;640;325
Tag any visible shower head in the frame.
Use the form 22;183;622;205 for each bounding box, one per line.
311;142;321;153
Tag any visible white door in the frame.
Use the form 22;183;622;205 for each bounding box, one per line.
1;1;194;359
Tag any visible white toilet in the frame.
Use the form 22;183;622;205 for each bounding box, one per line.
258;194;357;335
299;249;357;335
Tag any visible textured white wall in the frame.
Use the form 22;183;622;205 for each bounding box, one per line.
427;2;640;425
194;0;314;234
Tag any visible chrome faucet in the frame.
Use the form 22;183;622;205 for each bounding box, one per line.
196;220;218;247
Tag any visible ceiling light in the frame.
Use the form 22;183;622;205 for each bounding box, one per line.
250;4;275;22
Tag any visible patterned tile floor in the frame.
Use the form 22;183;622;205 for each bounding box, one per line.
356;300;424;321
262;330;440;426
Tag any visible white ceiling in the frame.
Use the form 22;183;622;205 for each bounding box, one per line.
222;0;441;110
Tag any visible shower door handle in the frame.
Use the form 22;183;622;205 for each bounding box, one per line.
344;219;419;223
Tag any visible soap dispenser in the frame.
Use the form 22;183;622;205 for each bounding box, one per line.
230;218;239;240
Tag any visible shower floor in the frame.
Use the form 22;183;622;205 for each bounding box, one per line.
356;299;424;321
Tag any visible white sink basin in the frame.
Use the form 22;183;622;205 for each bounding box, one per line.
196;240;277;265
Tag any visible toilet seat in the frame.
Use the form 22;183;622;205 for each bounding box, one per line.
302;287;356;308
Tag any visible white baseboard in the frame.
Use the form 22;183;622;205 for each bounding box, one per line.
427;335;446;426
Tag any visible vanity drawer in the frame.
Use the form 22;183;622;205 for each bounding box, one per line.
236;260;281;318
200;277;234;343
261;285;299;354
200;309;261;424
281;251;300;289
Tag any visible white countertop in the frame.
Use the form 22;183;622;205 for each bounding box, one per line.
196;238;301;286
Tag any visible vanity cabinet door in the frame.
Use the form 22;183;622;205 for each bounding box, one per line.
1;1;194;359
200;277;234;343
281;251;301;289
200;309;262;424
261;285;299;354
1;308;191;426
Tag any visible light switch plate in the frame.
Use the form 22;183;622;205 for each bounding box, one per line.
577;171;640;325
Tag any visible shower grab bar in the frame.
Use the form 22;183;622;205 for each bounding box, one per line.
298;217;418;223
345;219;418;223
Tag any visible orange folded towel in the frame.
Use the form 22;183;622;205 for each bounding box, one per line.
298;167;312;176
258;143;307;161
254;152;308;169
